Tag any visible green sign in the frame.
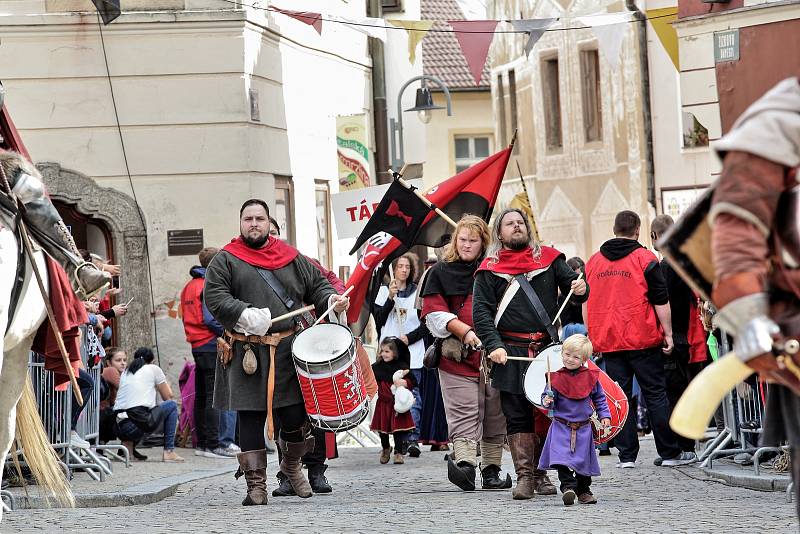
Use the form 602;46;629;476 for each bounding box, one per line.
714;30;739;63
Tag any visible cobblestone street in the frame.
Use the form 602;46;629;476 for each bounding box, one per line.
3;437;795;533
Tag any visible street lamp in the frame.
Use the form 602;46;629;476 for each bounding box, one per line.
390;75;452;171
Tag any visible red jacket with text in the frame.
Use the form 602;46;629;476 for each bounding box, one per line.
585;240;665;353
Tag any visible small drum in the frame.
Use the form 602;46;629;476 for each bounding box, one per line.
291;323;369;432
522;344;628;445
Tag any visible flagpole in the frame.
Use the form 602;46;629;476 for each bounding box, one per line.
515;160;541;242
390;172;458;229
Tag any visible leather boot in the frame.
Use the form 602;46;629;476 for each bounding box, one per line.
234;449;268;506
479;441;512;489
507;433;536;500
308;464;332;494
279;436;313;498
447;438;477;491
532;434;557;495
271;472;295;497
25;199;111;299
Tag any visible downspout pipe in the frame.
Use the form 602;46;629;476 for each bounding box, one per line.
627;0;656;208
368;0;391;185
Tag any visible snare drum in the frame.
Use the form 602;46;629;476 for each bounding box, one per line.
522;344;628;444
291;323;369;432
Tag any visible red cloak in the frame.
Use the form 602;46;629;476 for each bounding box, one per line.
476;246;563;275
222;235;298;269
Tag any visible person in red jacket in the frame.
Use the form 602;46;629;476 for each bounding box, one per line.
585;211;695;468
180;247;236;458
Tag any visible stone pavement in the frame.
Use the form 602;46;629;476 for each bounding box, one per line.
2;437;796;533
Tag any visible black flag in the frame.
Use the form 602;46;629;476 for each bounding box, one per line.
349;180;431;255
92;0;121;25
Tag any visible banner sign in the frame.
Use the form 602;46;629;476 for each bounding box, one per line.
332;180;422;239
337;114;371;190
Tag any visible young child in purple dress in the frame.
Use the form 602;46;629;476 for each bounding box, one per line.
540;334;611;506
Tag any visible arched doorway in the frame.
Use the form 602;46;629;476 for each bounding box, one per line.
37;162;153;353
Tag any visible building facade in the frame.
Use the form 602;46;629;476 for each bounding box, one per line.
673;0;800;196
489;1;653;259
1;0;374;380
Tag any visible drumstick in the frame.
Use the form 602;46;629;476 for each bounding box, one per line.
552;272;584;326
271;305;316;323
311;285;354;328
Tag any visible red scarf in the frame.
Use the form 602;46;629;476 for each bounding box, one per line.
222;236;298;270
549;366;600;400
476;246;562;275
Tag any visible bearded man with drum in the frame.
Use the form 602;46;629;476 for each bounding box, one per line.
204;199;350;506
473;208;587;500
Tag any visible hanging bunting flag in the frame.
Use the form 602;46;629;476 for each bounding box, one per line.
646;7;679;71
272;6;323;35
336;15;388;42
576;12;632;72
388;20;435;64
91;0;121;25
510;19;557;57
448;20;499;85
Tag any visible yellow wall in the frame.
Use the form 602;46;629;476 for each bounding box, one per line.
423;90;494;188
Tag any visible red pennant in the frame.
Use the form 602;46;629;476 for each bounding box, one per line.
273;7;323;35
448;20;499;85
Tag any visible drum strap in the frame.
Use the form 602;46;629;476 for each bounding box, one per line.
255;268;316;327
514;275;560;343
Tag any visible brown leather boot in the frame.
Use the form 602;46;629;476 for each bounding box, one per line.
380;447;392;464
279;436;313;498
507;433;536;500
234;449;268;506
532;434;557;495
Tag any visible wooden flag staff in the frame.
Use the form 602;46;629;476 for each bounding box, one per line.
389;166;458;230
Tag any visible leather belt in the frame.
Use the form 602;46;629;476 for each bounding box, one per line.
224;326;299;440
555;416;591;452
499;330;549;348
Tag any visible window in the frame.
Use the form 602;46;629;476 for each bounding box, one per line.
580;49;602;143
508;69;519;153
274;176;296;246
682;112;709;148
496;73;507;146
454;135;493;173
315;180;333;269
541;56;562;150
382;0;402;12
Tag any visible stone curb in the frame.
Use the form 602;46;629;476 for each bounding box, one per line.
10;466;234;510
701;466;791;492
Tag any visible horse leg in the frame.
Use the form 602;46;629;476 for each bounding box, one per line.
0;341;31;521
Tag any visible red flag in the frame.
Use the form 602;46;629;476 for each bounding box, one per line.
345;145;513;330
272;7;323;35
448;20;499;85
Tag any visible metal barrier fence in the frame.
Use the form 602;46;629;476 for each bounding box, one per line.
699;332;789;486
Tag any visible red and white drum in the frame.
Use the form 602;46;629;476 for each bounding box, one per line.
522;344;628;444
291;323;369;432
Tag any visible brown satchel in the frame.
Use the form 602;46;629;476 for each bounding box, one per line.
217;337;233;367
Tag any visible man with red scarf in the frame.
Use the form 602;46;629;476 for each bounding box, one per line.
204;199;349;506
473;208;587;501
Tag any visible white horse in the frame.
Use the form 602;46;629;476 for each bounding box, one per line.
0;204;73;520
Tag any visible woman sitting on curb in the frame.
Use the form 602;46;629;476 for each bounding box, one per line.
113;347;184;462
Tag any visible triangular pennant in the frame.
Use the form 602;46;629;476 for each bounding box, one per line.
646;7;679;71
272;6;323;35
388;20;435;64
577;13;631;72
92;0;121;25
337;15;387;42
510;19;557;57
448;20;499;85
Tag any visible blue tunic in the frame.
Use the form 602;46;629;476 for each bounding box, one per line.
537;381;611;476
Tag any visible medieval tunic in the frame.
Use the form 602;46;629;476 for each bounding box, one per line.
472;249;588;395
538;368;610;477
204;249;337;412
